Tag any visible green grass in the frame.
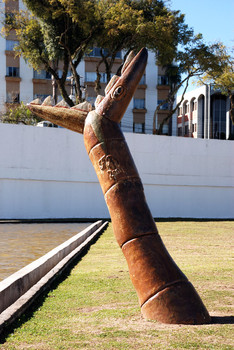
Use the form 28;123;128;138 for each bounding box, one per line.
1;221;233;349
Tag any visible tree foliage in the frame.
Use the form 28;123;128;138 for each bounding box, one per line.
83;0;194;94
153;39;233;134
0;102;42;125
1;0;194;105
2;0;103;106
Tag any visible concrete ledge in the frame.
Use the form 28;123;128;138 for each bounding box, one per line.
0;220;108;333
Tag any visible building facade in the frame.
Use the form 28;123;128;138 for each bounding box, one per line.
177;85;233;140
0;0;177;135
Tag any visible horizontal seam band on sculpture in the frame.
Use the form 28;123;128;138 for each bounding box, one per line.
140;279;189;308
120;232;158;249
104;177;141;197
88;138;125;156
88;141;103;156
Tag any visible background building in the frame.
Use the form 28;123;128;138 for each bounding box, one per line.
177;85;234;140
0;0;177;135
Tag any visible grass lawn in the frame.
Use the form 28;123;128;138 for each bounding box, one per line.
1;221;233;349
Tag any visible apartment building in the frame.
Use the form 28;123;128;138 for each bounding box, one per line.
177;85;233;140
0;0;176;135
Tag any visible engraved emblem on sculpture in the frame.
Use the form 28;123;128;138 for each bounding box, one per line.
99;155;123;180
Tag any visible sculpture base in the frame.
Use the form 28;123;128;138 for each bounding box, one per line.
141;281;211;324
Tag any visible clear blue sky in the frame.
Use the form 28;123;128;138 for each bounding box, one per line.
170;0;233;51
169;0;233;93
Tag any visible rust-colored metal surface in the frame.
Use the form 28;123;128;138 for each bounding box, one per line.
28;48;211;324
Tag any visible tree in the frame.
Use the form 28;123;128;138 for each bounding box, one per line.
152;37;231;134
74;0;212;134
91;0;143;94
90;0;194;94
2;0;192;105
2;0;103;106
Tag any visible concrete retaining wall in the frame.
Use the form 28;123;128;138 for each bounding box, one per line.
0;220;108;332
0;123;233;219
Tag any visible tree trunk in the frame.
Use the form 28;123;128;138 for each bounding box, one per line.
95;63;102;96
57;79;74;107
70;63;82;103
52;77;58;105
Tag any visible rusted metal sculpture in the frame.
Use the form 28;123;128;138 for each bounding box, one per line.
28;48;210;324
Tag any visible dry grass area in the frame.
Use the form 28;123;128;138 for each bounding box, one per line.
1;221;233;349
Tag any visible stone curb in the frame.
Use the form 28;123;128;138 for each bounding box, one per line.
0;220;108;334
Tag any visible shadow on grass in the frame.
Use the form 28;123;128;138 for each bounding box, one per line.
211;316;234;324
0;225;107;344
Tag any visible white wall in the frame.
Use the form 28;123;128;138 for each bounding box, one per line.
0;123;233;219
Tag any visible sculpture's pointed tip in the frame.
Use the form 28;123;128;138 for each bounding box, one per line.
96;47;148;122
27;97;90;134
121;48;147;75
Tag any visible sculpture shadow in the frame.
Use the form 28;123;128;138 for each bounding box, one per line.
211;316;234;324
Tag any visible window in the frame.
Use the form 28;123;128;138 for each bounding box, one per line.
191;100;197;111
158;75;169;85
87;47;107;57
212;97;226;139
87;47;122;59
85;72;96;82
192;123;197;133
5;12;15;25
184;125;189;135
85;72;107;83
33;70;51;79
133;122;145;133
6;40;19;51
158;100;168;110
58;70;72;80
115;51;122;59
6;67;20;77
6;92;20;103
178;127;182;136
162;124;169;135
133;98;145;109
184;104;189;114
